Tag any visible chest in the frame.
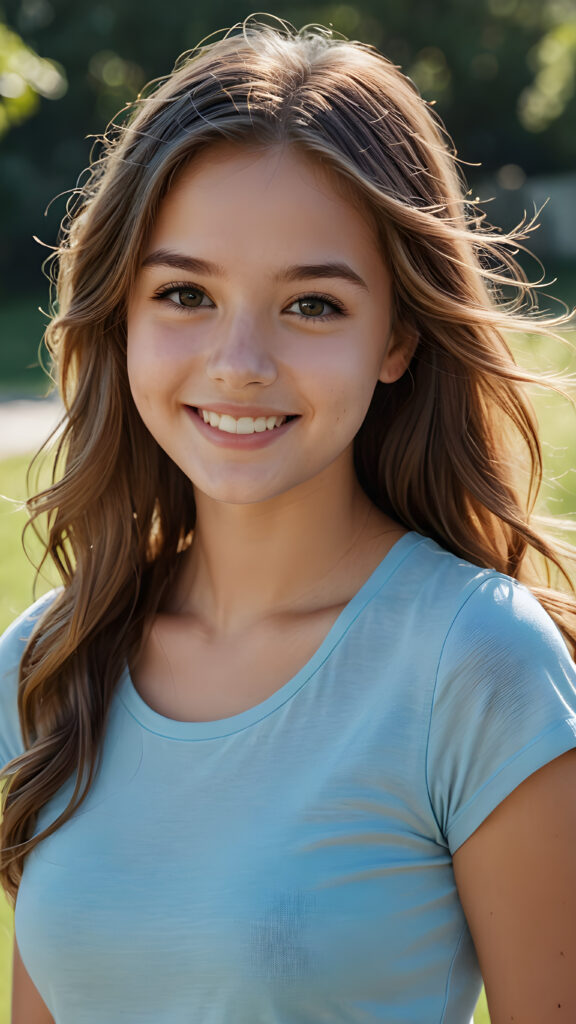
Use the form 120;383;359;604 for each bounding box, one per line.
17;688;471;1023
131;605;347;722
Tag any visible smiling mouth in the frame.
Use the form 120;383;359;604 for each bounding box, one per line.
191;407;299;419
190;407;300;433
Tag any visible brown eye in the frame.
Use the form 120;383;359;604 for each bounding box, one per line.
176;287;204;307
298;297;327;317
154;284;213;311
284;294;347;322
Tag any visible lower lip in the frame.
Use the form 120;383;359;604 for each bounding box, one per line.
186;407;300;448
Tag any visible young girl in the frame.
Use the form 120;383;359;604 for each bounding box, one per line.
2;15;576;1024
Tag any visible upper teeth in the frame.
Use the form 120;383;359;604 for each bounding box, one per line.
199;409;288;434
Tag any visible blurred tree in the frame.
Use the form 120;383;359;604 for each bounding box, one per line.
0;20;66;134
0;0;574;295
518;15;576;132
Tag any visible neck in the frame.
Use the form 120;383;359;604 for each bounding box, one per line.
167;455;397;638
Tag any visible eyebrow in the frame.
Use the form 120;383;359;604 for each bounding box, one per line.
141;248;369;291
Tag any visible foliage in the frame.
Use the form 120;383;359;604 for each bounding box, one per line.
0;18;65;135
0;0;575;297
519;14;576;132
0;293;50;396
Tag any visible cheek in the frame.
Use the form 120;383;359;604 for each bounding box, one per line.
126;337;155;415
126;318;188;408
323;337;383;419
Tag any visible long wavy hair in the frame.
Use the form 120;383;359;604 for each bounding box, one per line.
1;15;575;901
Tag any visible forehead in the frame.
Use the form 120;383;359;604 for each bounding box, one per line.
148;142;381;261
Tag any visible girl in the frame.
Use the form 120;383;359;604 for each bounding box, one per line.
1;15;576;1024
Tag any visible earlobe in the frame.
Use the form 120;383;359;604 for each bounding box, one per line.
378;323;419;384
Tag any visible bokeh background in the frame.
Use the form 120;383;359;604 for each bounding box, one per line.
1;0;576;393
1;1;575;1021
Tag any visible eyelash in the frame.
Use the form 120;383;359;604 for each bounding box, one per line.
151;281;348;322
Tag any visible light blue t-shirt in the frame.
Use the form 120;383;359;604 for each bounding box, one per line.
2;532;576;1024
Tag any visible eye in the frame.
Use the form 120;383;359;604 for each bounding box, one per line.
297;297;328;317
286;294;347;321
173;287;206;308
153;283;213;310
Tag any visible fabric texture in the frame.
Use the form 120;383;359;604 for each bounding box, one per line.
2;532;576;1024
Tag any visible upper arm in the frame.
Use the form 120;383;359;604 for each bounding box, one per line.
11;937;54;1024
453;749;576;1024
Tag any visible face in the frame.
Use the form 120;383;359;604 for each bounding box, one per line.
127;142;412;506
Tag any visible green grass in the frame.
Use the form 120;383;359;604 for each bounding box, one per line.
0;455;25;1018
510;330;576;534
0;453;56;633
475;991;490;1023
0;453;56;1023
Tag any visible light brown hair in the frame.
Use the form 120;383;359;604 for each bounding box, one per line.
1;14;574;901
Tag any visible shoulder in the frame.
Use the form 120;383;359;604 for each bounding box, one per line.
420;553;576;852
391;533;500;615
422;538;576;737
399;534;571;662
0;590;61;668
0;590;61;768
436;569;574;690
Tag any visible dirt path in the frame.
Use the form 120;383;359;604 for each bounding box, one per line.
0;398;63;458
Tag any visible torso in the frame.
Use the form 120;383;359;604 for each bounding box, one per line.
130;519;407;723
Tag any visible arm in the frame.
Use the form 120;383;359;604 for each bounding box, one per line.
453;748;576;1024
11;937;54;1024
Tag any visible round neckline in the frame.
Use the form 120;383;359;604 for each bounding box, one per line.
118;530;424;741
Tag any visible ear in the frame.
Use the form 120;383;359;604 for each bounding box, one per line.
378;322;419;384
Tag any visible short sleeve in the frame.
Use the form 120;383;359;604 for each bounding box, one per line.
426;575;576;854
0;591;59;769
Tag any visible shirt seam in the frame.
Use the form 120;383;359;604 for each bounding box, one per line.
423;571;502;840
447;715;576;851
119;534;429;741
437;921;470;1023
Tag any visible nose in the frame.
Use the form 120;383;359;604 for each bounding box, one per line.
205;315;278;389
